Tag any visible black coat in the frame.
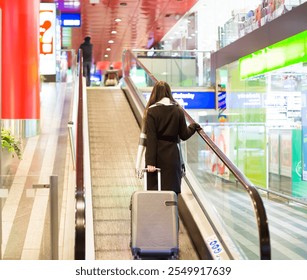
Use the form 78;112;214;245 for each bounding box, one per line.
145;100;197;194
79;41;93;62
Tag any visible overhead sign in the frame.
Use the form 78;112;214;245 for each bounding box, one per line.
143;91;216;109
60;13;81;27
239;30;307;79
172;91;216;109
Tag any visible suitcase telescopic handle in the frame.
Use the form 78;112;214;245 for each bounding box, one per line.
142;168;161;191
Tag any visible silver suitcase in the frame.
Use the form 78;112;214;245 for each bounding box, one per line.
130;168;179;259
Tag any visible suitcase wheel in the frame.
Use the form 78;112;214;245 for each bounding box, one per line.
169;254;179;260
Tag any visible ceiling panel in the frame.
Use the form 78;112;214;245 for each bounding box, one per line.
55;0;197;63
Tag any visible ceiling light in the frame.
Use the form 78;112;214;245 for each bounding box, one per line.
111;30;117;34
104;54;109;57
115;18;122;22
106;48;111;51
64;1;80;7
108;40;114;43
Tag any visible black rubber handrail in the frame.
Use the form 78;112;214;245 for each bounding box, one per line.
123;49;271;260
75;49;85;260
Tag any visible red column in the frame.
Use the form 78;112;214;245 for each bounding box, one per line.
0;0;40;119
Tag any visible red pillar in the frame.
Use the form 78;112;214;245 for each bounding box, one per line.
0;0;40;119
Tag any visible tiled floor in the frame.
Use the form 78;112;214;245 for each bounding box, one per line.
1;82;76;260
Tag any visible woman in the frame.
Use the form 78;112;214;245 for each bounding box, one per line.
136;81;200;195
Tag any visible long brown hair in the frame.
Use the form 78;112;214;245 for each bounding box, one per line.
141;81;176;133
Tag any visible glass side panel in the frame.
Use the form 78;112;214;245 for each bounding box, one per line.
183;133;260;259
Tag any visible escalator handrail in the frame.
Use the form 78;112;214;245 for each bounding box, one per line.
75;49;86;260
123;49;271;260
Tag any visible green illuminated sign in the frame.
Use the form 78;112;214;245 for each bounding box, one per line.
239;31;307;79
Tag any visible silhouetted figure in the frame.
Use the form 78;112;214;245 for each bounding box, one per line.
79;36;93;86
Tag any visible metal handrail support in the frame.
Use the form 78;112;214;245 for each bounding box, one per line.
50;175;59;260
32;176;59;260
256;186;307;208
67;121;76;170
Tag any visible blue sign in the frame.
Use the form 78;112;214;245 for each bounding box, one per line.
60;13;81;27
143;91;215;109
227;92;264;108
172;91;215;109
90;73;101;82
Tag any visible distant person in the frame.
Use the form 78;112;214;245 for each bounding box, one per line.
103;65;119;86
135;81;201;195
79;36;93;86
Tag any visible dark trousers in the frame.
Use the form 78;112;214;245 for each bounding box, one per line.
83;61;92;86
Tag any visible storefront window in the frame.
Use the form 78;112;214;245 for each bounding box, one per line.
221;0;307;48
216;61;307;198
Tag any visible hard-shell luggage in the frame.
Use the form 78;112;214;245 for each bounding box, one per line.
130;168;179;260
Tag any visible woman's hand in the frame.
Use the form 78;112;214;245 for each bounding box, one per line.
190;122;201;131
147;165;156;172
